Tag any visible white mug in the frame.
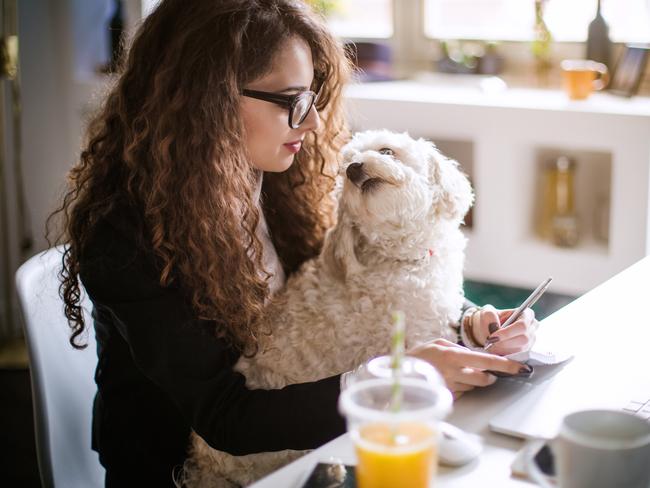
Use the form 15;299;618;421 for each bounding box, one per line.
526;409;650;488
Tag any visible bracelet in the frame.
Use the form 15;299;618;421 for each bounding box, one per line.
470;309;483;346
453;312;467;344
459;306;482;348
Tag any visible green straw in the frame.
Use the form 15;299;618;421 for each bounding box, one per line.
389;311;405;414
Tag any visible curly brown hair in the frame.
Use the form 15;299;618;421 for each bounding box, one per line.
48;0;351;354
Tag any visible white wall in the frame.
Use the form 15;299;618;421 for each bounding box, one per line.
20;0;76;253
0;0;79;336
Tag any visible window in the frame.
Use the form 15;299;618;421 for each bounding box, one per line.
424;0;650;43
326;0;393;38
142;0;393;39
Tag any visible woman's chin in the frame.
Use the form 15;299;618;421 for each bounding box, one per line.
251;154;296;173
268;157;296;173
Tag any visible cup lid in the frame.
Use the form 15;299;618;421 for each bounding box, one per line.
350;355;446;388
339;377;453;423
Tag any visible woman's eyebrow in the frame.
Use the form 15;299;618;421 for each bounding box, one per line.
278;85;310;93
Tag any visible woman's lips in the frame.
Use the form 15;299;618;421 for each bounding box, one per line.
283;141;302;154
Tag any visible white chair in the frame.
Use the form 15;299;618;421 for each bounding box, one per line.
15;246;105;488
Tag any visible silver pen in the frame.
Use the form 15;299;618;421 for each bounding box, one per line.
484;277;553;351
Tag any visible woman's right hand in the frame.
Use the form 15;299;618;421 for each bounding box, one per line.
407;338;533;399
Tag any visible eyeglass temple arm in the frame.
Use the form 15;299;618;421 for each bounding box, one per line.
241;89;293;106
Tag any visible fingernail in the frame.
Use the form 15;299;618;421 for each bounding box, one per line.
485;336;500;345
488;322;499;334
486;370;511;378
517;365;534;377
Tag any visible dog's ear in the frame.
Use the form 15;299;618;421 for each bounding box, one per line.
424;141;474;221
321;219;362;281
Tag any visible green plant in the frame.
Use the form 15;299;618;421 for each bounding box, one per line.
306;0;340;16
531;0;553;84
531;0;552;60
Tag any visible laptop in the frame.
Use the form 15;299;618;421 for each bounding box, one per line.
489;359;650;440
487;261;650;440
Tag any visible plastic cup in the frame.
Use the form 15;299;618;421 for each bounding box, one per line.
339;358;452;488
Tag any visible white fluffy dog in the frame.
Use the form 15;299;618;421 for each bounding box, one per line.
183;130;474;487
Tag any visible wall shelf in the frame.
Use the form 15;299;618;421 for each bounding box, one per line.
345;81;650;295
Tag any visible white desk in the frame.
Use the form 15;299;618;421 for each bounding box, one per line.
251;256;650;487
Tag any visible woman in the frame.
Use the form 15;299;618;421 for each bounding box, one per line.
50;1;536;486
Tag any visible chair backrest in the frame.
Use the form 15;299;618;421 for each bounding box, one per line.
15;247;105;488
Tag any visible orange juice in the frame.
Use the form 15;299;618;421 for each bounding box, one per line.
354;421;437;488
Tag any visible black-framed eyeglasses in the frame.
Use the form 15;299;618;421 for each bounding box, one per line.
241;89;319;129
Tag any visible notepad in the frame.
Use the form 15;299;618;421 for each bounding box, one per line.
505;349;573;366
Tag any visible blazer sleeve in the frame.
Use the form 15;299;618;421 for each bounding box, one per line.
79;219;346;456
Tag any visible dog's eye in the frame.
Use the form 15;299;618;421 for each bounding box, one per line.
378;147;394;156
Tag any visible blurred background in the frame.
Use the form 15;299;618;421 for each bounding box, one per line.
0;0;648;485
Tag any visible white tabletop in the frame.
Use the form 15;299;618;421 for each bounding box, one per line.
251;256;650;488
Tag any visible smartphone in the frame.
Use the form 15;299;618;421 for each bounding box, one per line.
300;462;356;488
534;443;555;477
511;439;556;480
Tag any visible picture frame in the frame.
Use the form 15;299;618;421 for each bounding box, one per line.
608;44;650;97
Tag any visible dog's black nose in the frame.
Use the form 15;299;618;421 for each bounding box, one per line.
346;162;365;184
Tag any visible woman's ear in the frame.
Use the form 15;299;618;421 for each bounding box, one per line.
321;218;362;281
426;142;474;221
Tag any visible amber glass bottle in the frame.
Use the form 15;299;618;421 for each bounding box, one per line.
539;156;579;247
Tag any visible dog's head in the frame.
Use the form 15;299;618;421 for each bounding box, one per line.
340;129;473;227
322;130;474;280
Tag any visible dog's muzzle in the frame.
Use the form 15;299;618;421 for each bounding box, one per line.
346;162;368;186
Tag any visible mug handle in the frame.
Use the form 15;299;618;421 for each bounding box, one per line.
592;62;610;91
523;440;555;488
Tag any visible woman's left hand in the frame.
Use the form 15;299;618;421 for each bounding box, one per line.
471;304;538;356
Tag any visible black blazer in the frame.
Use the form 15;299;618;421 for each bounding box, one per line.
79;209;345;487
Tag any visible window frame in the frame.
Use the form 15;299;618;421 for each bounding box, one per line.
421;0;650;44
337;0;636;80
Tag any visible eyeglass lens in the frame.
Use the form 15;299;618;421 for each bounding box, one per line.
291;92;316;128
